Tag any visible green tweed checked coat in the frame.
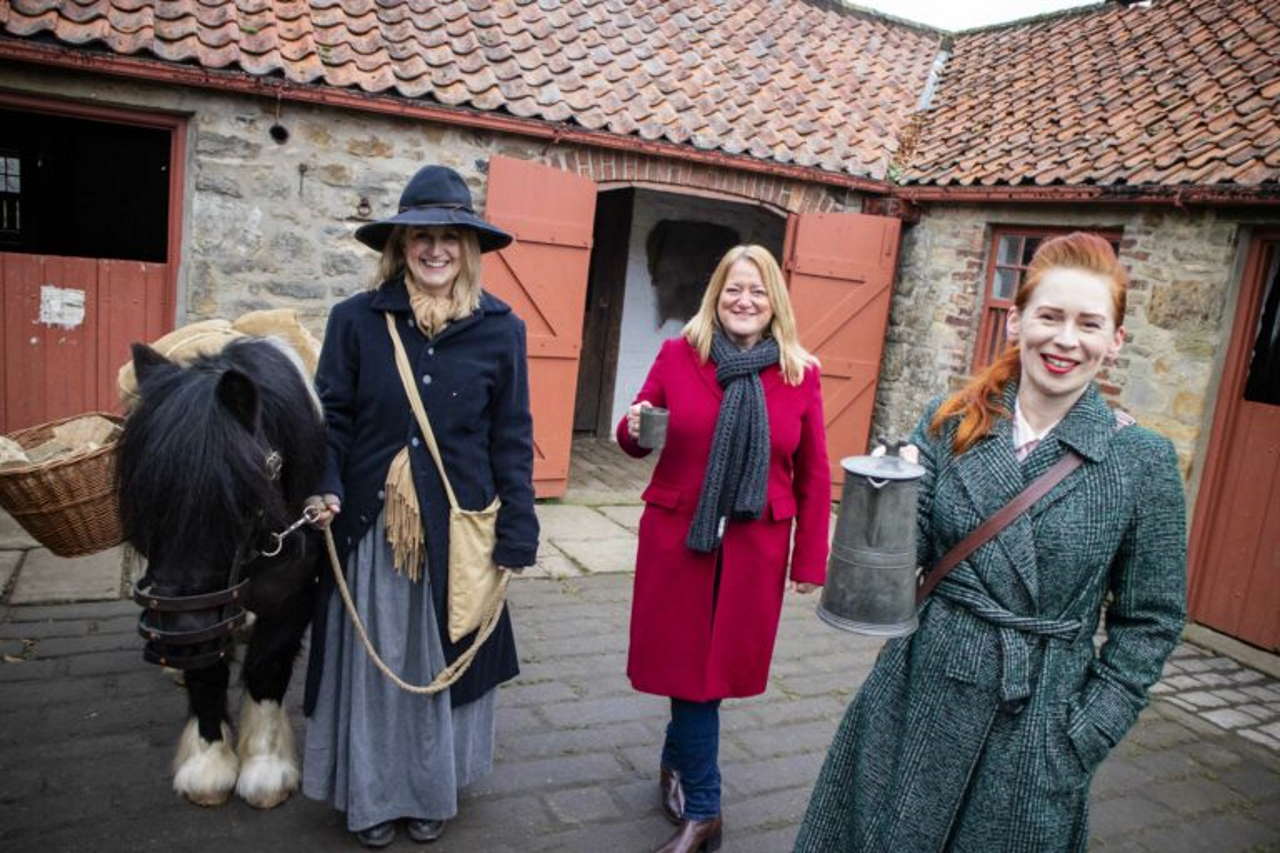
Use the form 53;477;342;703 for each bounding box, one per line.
797;383;1187;852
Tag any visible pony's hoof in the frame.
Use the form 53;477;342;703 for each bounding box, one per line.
173;718;238;807
235;696;299;809
235;755;298;808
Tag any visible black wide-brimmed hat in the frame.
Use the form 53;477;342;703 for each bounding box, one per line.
354;165;513;253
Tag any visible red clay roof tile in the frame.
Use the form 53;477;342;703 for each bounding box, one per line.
4;0;1275;187
0;0;942;181
904;0;1280;186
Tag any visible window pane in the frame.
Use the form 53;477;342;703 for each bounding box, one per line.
5;175;17;193
996;235;1021;266
1021;237;1042;265
976;306;1010;368
993;267;1019;301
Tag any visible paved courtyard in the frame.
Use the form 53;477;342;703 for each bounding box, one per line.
1;438;1279;851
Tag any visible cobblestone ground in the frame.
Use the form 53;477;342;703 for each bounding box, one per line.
1154;645;1280;752
2;574;1279;853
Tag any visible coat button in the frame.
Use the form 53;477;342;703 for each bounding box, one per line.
422;374;432;385
377;489;385;500
411;437;420;447
427;347;434;356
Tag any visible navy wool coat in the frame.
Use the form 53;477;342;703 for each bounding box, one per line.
797;383;1187;852
303;277;538;715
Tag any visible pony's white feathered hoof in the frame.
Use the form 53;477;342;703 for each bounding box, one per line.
235;696;299;809
173;718;238;806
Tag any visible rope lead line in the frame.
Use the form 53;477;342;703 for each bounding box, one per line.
322;527;510;695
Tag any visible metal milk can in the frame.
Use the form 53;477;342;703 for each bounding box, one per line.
817;446;925;637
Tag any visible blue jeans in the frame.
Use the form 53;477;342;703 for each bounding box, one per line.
660;698;722;820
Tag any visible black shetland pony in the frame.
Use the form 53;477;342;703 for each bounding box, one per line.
119;337;325;808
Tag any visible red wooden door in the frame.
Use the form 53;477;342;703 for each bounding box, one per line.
481;156;596;498
1;252;170;432
1188;233;1280;651
783;212;902;486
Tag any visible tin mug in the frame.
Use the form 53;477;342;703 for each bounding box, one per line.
638;406;669;450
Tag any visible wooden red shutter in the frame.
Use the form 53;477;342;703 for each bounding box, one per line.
783;212;902;486
2;252;169;432
480;156;596;498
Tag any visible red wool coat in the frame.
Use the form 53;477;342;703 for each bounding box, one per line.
616;337;831;701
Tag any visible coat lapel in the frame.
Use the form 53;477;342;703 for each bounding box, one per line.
1024;384;1115;519
687;344;724;401
953;395;1040;610
951;382;1117;611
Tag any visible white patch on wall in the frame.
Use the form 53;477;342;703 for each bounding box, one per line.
38;285;86;329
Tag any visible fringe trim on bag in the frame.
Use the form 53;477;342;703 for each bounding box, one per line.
383;446;424;582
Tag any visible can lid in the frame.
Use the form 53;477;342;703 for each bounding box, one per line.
840;454;926;481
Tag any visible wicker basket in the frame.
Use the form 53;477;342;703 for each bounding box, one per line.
0;413;125;557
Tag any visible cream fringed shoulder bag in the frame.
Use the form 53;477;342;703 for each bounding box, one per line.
384;312;510;645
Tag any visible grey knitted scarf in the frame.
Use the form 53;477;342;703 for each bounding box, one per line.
686;330;779;553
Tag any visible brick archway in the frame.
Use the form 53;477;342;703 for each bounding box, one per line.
553;145;858;216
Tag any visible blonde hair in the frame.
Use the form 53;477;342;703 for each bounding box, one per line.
682;244;816;386
371;224;483;317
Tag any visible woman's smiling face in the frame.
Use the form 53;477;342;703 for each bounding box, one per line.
1007;266;1124;403
716;258;773;347
404;226;462;294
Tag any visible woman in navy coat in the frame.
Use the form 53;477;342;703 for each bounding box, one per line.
302;166;538;848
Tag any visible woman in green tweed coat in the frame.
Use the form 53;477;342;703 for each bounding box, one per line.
797;233;1188;852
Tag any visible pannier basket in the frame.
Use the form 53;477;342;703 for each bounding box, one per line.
0;413;125;557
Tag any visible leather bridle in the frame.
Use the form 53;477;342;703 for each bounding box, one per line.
130;450;316;670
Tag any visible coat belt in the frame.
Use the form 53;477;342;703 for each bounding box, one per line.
935;581;1083;712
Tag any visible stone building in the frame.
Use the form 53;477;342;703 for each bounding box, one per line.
0;0;1277;648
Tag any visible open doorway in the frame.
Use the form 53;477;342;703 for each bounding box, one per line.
572;188;786;437
1;99;182;432
0;108;171;261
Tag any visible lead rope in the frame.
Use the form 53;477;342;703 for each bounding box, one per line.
322;526;510;694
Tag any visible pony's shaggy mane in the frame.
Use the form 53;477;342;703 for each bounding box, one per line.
118;338;324;587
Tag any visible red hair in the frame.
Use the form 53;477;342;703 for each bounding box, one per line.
930;232;1127;454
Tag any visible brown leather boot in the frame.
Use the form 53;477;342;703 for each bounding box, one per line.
659;767;685;825
655;816;723;852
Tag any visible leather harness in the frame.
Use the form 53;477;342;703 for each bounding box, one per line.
129;449;313;671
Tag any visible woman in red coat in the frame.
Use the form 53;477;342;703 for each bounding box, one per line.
617;244;831;852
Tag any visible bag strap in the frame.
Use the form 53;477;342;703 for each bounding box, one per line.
916;449;1083;604
385;312;459;512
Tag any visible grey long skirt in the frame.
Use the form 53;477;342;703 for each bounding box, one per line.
302;510;497;832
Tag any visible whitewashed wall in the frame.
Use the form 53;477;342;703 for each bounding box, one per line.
609;189;786;427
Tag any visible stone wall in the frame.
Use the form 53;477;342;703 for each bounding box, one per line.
2;66;856;336
873;202;1250;493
